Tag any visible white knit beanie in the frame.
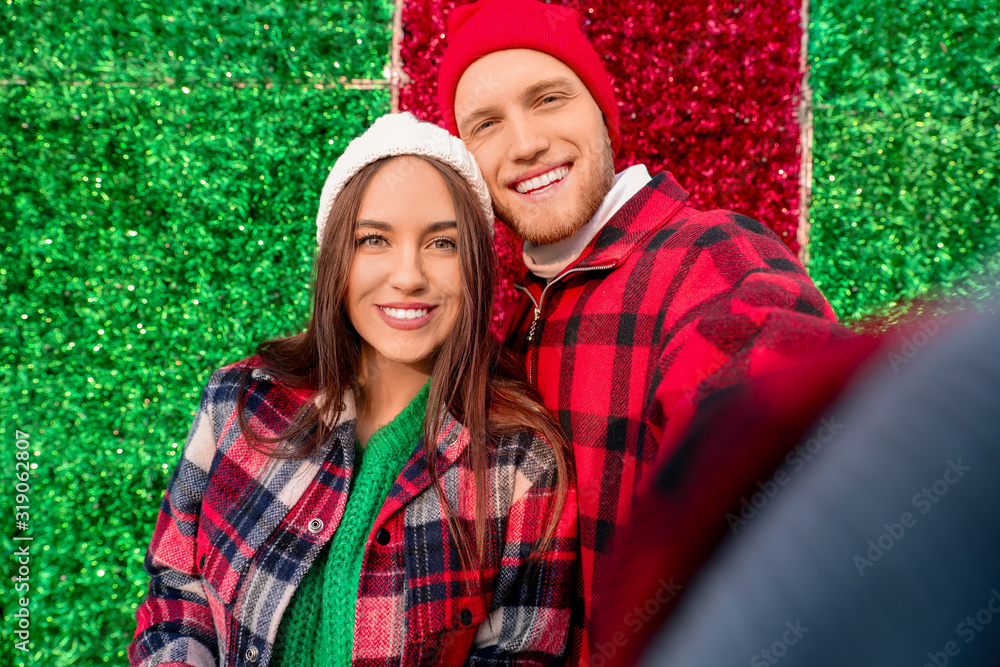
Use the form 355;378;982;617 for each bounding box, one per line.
315;112;494;247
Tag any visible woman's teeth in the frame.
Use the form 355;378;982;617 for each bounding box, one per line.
514;166;569;194
381;307;430;320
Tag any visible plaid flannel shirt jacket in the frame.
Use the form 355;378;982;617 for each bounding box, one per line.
130;358;577;667
505;170;850;663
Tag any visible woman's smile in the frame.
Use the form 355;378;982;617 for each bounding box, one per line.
376;303;437;329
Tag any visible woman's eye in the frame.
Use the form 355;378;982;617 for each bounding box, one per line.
356;234;386;248
430;237;457;250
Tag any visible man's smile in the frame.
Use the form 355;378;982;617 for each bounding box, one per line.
511;164;571;195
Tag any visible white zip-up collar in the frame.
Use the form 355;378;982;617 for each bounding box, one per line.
522;164;652;280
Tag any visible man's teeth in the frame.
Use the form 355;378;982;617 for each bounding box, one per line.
381;307;430;320
514;166;569;194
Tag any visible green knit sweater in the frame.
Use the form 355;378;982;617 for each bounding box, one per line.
270;382;430;667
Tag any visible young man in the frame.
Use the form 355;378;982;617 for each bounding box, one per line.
436;0;850;661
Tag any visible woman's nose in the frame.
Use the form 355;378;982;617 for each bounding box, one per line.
388;249;429;294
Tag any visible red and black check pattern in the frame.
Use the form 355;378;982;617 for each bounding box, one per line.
129;358;577;667
505;170;851;664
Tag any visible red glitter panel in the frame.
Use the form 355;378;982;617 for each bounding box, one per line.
400;0;804;333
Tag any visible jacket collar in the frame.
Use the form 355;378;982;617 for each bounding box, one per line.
518;169;692;286
570;170;691;270
371;414;468;529
247;359;471;523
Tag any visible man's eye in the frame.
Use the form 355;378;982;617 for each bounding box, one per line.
476;120;495;133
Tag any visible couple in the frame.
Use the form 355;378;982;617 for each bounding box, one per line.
130;1;844;665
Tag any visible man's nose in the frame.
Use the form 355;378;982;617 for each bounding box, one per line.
507;116;549;162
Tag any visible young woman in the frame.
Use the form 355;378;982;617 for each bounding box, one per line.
129;113;576;667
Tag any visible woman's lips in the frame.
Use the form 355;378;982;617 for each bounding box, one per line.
377;305;436;330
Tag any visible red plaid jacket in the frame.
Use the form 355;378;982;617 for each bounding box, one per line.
504;170;850;662
130;358;577;667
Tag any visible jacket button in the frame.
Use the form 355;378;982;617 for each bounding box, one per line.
446;433;458;445
459;608;473;626
245;645;259;662
375;528;390;545
198;554;206;570
307;518;324;534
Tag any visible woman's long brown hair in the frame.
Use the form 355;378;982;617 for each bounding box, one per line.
236;155;570;579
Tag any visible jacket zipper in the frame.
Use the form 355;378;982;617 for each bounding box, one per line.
516;263;617;384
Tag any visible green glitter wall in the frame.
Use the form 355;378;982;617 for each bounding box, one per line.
808;0;1000;320
2;0;999;664
1;1;392;664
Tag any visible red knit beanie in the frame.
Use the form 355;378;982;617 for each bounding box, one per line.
437;0;621;152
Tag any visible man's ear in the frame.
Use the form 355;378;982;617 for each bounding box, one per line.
601;116;618;157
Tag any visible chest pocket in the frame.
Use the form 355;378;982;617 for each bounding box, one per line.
195;497;260;606
404;584;489;665
405;586;488;636
195;454;304;606
401;506;490;655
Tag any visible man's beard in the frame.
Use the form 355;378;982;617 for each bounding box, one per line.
495;139;616;246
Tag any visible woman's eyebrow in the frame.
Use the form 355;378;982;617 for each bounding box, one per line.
426;220;458;233
356;219;391;231
355;220;457;233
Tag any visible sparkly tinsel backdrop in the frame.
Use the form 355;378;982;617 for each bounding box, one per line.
1;0;998;664
400;0;808;329
808;0;999;319
0;2;392;664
